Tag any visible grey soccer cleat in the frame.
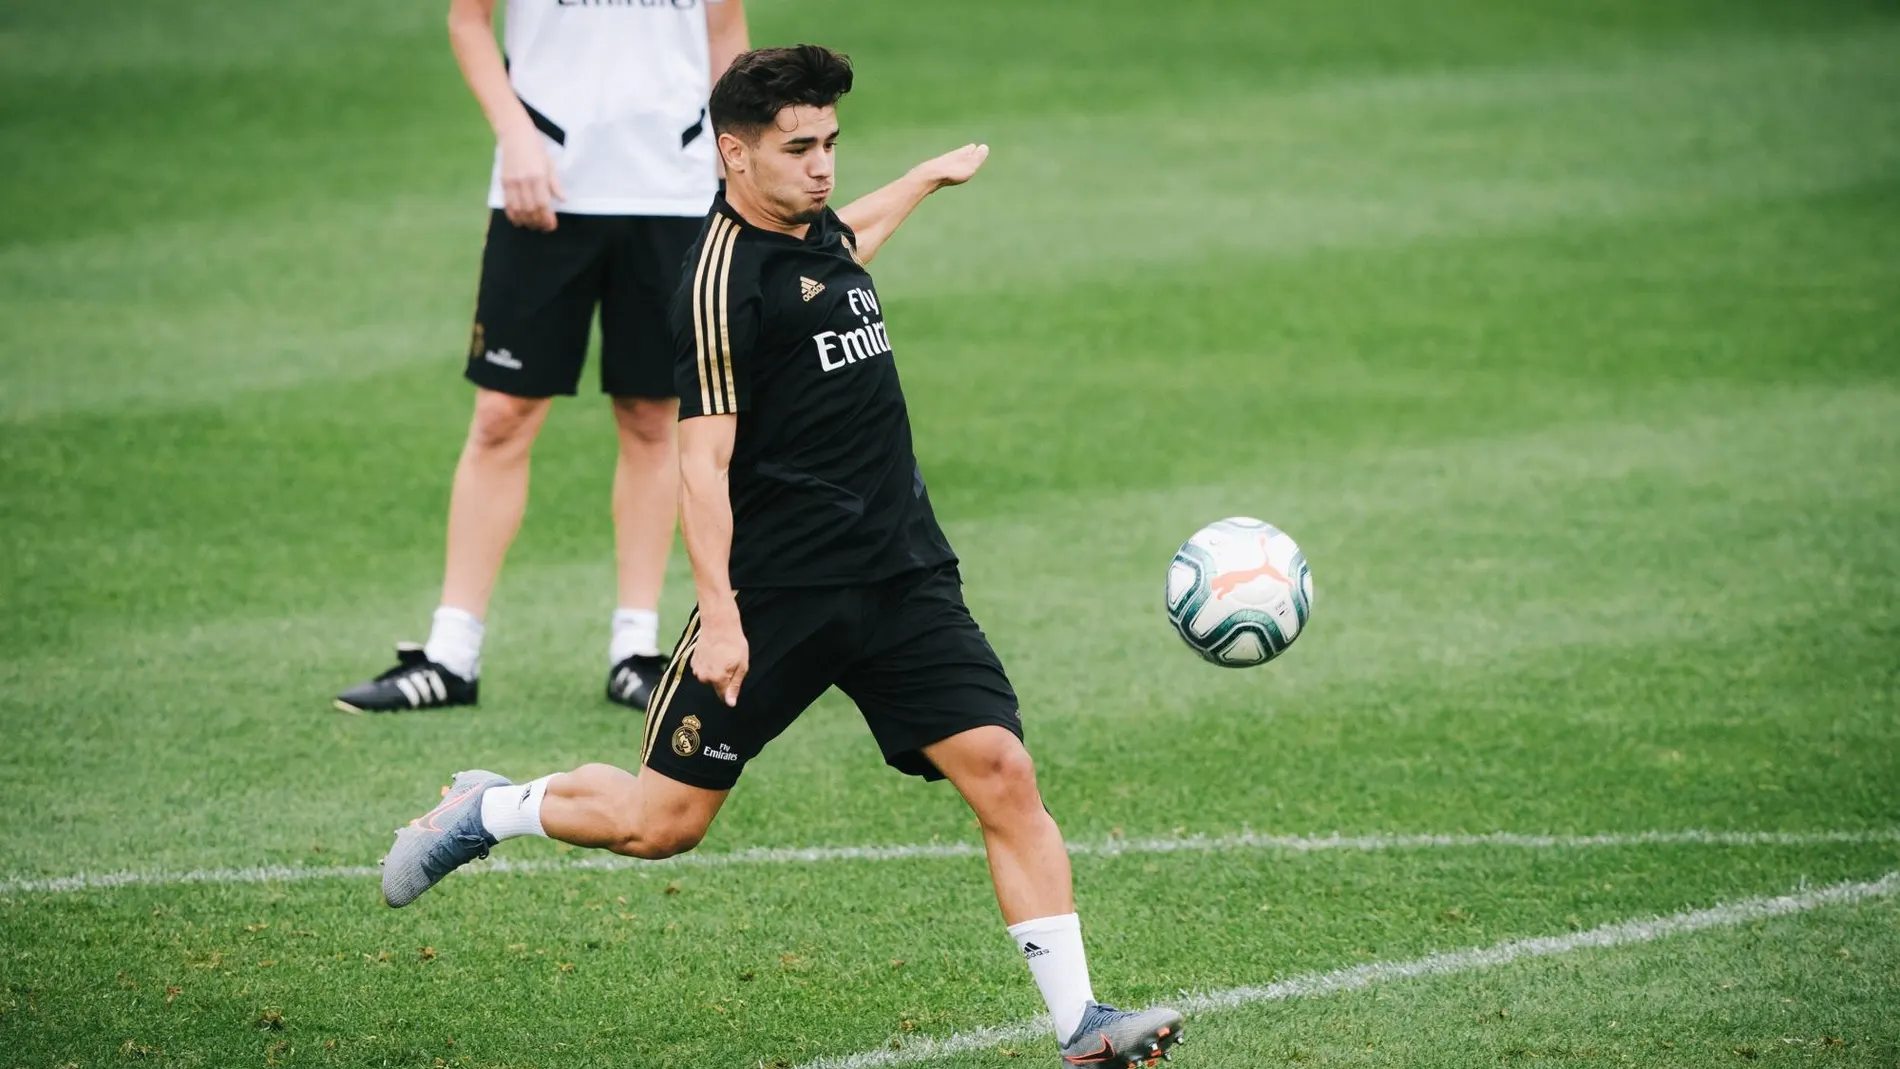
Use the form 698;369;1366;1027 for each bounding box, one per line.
380;769;509;907
1058;1002;1185;1067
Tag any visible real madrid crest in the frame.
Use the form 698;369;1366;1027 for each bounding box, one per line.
671;714;702;757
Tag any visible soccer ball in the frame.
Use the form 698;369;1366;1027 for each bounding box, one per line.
1166;517;1314;667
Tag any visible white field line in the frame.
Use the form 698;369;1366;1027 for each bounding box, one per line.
795;871;1900;1069
2;827;1896;897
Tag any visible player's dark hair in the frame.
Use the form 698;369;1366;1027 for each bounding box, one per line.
711;45;854;140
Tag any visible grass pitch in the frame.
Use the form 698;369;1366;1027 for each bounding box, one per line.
2;1;1898;1066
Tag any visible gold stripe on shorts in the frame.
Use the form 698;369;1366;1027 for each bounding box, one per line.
641;612;702;766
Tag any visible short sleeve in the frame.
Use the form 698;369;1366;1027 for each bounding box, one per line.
671;215;759;418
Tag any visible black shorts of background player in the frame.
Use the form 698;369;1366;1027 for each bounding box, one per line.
379;45;1185;1068
333;0;750;715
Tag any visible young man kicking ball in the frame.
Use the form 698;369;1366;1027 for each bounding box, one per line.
379;45;1186;1069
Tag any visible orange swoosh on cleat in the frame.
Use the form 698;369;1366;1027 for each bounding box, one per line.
1064;1034;1116;1064
412;786;479;834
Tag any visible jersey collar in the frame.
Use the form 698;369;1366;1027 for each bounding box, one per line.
713;192;838;246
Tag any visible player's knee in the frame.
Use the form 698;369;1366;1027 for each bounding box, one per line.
967;742;1043;820
468;391;547;453
612;397;678;448
625;823;704;861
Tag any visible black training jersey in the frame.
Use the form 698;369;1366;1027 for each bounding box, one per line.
669;195;957;588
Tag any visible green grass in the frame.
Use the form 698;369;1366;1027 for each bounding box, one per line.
3;0;1898;1066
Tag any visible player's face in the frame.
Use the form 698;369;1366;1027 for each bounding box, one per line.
734;104;839;225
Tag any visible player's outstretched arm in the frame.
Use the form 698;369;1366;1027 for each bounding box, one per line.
836;143;989;264
678;414;748;706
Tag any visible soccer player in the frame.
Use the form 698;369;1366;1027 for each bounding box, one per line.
334;0;749;714
379;46;1187;1068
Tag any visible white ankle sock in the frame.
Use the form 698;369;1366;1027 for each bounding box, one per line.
1008;912;1095;1042
479;775;553;841
609;607;660;664
423;606;484;681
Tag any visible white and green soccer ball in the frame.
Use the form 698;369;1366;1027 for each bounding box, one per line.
1167;517;1314;667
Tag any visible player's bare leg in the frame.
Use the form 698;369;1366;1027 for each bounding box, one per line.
381;764;724;907
606;396;680;708
441;389;553;618
928;726;1184;1067
609;397;678;613
335;389;551;713
540;763;724;859
926;725;1073;923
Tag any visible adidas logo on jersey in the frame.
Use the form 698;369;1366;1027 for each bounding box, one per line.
800;277;825;302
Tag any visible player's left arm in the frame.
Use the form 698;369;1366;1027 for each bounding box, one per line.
706;0;749;84
705;0;748;180
836;143;989;264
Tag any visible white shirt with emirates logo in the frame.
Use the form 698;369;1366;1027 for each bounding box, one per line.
489;0;718;217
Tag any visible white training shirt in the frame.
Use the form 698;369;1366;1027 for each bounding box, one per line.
490;0;718;217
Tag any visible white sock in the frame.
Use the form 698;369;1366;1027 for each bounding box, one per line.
609;607;661;664
423;606;484;681
479;775;553;841
1008;912;1095;1043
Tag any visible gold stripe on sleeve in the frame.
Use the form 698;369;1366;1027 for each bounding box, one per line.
697;218;727;413
688;220;726;416
695;218;729;413
714;222;740;410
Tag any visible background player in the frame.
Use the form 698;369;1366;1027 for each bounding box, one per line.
335;0;749;714
379;46;1186;1068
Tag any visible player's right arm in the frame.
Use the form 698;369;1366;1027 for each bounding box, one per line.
672;222;761;706
678;415;746;706
447;0;562;231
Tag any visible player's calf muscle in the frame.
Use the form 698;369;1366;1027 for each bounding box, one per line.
542;763;711;859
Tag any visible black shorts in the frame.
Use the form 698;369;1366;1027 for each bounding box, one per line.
464;210;703;399
639;564;1022;791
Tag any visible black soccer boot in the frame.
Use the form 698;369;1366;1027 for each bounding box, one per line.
606;653;668;710
335;643;478;714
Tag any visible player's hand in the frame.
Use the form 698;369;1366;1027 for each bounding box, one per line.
499;128;562;232
691;615;749;707
914;143;989;191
